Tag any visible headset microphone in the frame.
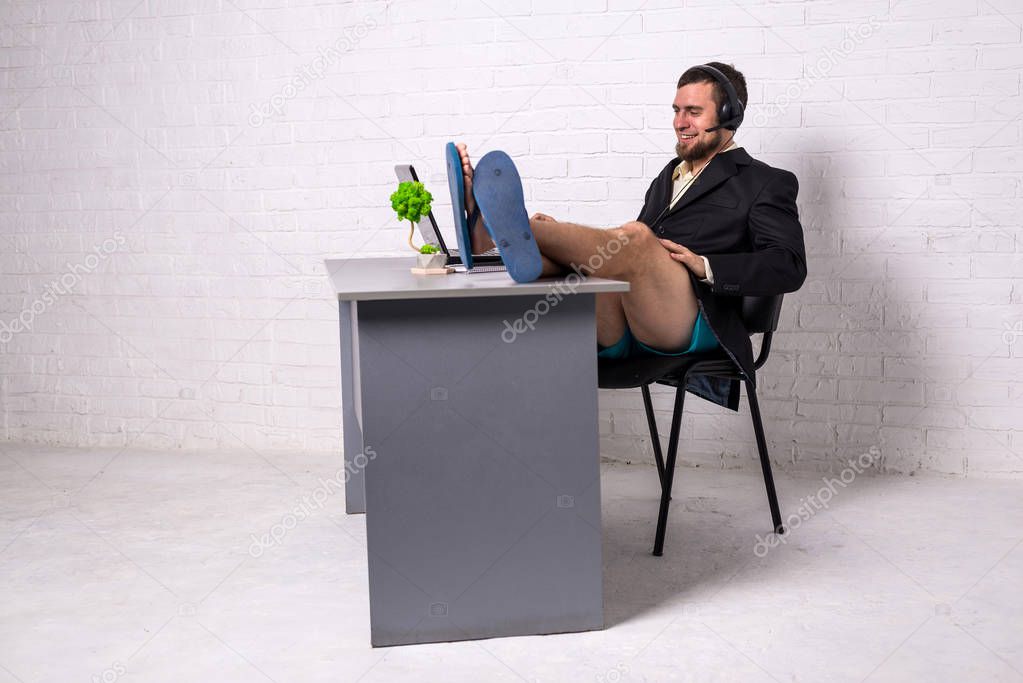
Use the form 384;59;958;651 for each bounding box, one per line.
704;120;734;133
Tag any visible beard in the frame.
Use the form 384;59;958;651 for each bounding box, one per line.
675;129;725;163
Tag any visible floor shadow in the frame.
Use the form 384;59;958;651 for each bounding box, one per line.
599;465;908;627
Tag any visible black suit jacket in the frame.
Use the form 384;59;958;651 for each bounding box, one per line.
637;147;807;410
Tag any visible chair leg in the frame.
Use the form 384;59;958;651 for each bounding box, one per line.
640;384;665;488
652;381;687;556
744;378;784;535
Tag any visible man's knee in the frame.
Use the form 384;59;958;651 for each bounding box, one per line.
602;221;658;272
613;221;659;253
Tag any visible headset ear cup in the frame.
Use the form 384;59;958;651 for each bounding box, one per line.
692;63;743;131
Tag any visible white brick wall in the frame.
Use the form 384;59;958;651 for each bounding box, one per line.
0;0;1020;476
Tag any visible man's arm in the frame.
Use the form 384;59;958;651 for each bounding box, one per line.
705;169;807;296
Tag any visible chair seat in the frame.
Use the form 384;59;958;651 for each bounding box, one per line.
597;349;737;390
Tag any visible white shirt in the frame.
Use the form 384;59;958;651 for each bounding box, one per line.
668;140;741;285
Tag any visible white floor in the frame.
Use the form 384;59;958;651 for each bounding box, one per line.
1;444;1021;683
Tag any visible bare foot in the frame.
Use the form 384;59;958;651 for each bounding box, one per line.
455;142;495;254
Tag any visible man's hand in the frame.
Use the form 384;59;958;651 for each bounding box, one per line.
530;212;557;223
659;238;707;279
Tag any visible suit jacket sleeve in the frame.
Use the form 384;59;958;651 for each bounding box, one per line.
705;169;808;296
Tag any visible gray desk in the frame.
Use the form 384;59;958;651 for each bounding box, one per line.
327;257;629;647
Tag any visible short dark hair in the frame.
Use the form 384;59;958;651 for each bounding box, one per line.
677;62;748;118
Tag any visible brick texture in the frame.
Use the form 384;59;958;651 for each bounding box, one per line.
0;1;1020;477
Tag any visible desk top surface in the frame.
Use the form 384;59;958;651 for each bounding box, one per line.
325;257;630;301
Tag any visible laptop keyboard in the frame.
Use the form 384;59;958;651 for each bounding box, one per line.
451;247;500;257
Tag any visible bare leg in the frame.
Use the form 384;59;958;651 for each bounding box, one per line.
539;253;567;277
455;143;495;255
455;143;697;349
531;218;700;351
596;292;628;346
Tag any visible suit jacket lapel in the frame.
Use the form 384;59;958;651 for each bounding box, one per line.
666;148;750;216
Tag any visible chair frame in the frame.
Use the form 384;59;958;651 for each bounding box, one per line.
601;295;786;556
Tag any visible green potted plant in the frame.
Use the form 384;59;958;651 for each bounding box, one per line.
416;242;446;269
390;180;447;271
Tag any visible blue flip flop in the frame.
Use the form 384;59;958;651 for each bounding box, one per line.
445;141;475;270
472;151;543;283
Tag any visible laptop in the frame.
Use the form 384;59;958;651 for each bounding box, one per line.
394;164;506;272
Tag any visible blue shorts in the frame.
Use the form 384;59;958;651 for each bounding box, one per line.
597;310;719;360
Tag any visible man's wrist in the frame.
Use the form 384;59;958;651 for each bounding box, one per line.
700;255;714;284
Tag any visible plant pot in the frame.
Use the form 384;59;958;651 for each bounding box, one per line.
417;252;447;269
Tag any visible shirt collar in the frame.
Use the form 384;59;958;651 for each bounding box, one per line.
673;139;741;179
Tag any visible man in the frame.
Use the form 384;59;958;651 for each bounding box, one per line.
454;62;806;410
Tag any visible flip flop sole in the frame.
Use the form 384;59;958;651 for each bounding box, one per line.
444;142;473;270
472;151;543;283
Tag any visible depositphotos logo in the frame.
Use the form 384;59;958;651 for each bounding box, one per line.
0;233;126;345
248;446;377;557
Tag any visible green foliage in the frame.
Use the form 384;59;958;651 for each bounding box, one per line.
390;181;433;224
419;243;440;254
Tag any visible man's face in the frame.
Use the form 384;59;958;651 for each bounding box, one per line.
673;81;726;163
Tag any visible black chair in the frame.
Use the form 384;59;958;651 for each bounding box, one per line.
598;295;786;556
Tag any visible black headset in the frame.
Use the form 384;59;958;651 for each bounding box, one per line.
690;64;744;132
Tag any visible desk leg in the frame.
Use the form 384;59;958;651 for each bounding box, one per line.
358;293;603;646
339;300;366;514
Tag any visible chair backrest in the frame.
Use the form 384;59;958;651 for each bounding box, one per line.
740;295;784;334
741;295;784;370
